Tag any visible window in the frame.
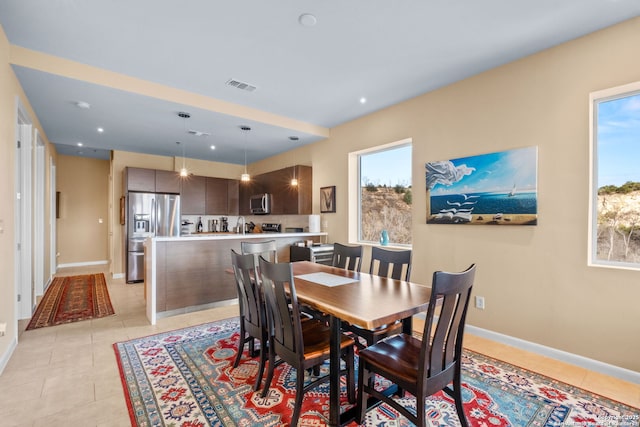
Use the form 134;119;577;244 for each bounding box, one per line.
589;82;640;269
349;139;412;246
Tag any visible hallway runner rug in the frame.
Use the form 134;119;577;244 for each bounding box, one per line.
113;318;638;426
26;273;115;330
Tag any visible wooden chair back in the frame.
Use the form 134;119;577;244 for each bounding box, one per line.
420;264;475;392
231;250;263;332
369;246;412;280
241;240;277;264
258;257;304;366
331;242;363;272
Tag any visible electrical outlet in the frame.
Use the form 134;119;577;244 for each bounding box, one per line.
475;296;485;310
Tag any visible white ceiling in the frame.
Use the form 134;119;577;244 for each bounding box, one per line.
1;1;638;163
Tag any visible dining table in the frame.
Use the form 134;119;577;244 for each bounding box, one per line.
291;261;434;426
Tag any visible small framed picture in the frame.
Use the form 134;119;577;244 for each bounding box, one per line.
320;186;336;213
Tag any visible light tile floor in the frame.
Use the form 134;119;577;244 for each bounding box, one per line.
0;265;637;426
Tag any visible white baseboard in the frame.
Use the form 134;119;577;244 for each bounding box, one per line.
0;336;18;376
57;260;108;268
466;324;640;385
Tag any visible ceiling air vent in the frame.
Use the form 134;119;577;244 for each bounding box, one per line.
187;130;211;137
226;78;257;92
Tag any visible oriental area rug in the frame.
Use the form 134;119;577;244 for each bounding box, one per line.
114;318;639;427
26;273;115;330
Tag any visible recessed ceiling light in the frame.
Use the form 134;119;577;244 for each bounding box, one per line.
97;127;104;133
77;142;83;147
75;101;91;109
359;97;367;104
299;13;317;27
210;145;216;150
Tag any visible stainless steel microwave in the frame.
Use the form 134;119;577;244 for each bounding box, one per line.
250;193;271;214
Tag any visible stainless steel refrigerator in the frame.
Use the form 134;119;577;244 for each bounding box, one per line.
126;192;180;283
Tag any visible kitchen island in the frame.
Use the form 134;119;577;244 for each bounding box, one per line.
144;232;327;324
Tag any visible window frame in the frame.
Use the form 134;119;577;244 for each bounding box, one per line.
348;138;412;247
588;80;640;270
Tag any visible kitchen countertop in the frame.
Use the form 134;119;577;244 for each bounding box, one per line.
153;231;327;242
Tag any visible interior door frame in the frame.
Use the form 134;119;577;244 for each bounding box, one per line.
49;156;57;282
33;129;45;299
15;100;33;320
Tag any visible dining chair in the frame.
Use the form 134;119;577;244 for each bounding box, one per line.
356;264;476;427
343;246;412;348
230;249;268;391
241;239;277;264
369;246;412;281
331;242;363;272
258;256;356;426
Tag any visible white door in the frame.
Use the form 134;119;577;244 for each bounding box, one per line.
15;105;33;319
33;130;45;299
49;157;57;283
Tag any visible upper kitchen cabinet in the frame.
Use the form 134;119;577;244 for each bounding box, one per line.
123;167;181;194
205;177;230;215
242;165;312;215
227;179;239;215
124;167;156;193
271;165;311;215
155;170;181;194
180;175;206;214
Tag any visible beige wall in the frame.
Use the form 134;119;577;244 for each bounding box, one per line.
56;155;109;265
269;17;638;371
0;25;56;361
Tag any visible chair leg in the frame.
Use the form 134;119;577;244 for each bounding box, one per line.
453;380;468;427
356;363;371;424
261;345;276;398
253;337;267;391
416;395;426;427
233;322;246;368
248;337;256;357
345;346;355;404
290;368;305;426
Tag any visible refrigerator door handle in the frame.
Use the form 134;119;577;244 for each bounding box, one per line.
151;197;156;235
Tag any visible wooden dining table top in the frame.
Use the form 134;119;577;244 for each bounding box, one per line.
291;261;433;330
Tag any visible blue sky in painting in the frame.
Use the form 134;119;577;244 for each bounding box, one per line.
428;146;538;196
597;93;640;187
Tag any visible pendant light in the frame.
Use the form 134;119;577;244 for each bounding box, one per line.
240;126;251;182
178;112;191;177
289;136;299;186
176;141;188;177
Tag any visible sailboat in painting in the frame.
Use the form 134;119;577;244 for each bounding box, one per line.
507;183;516;197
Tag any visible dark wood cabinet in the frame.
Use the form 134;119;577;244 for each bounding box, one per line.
124;167;156;192
205;177;229;215
237;165;312;215
180;175;206;214
227;179;239;215
262;165;312;215
155;170;181;194
124;167;181;194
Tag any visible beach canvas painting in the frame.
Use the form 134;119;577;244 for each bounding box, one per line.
426;146;538;225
